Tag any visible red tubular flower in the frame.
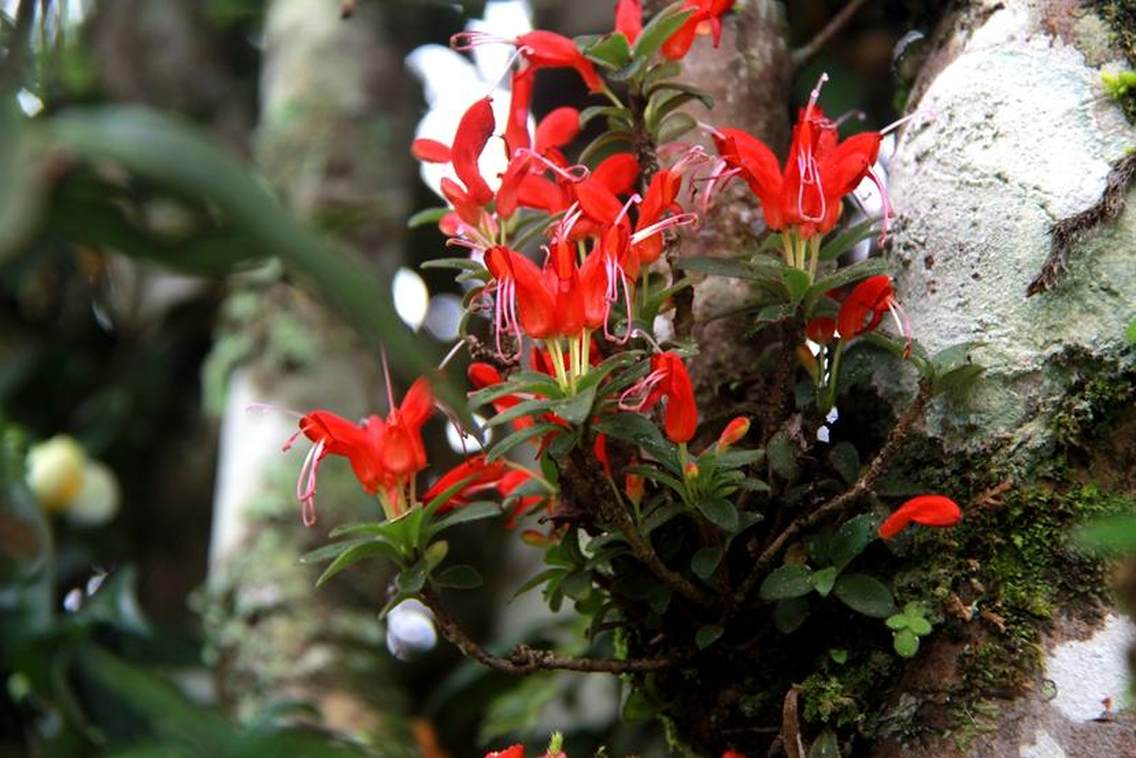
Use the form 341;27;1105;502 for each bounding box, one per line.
535;107;581;154
661;0;734;60
517;30;604;93
709;77;889;240
615;0;643;43
836;275;911;355
422;454;509;514
879;495;962;539
290;378;434;525
620;352;698;443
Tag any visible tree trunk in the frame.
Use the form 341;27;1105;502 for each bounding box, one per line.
201;2;417;751
874;1;1136;755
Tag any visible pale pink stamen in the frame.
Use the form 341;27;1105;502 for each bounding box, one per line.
670;144;710;175
613;193;642;227
515;148;589;183
879;111;922;137
619;368;668;412
630;212;699;244
797;72;830;223
887;299;913;359
450;30;510;52
697;159;740;212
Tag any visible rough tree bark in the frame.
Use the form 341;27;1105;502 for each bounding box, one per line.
201;2;418;752
872;1;1136;755
665;0;1135;755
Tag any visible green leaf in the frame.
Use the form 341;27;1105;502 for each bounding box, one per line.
44;106;451;409
691;546;723;580
696;498;738;532
908;616;932;636
643;60;682;91
299;537;373;564
695;624;724;650
585;32;632;69
819;218;878;261
420;256;487;273
809;728;841;758
406;207;449;229
579;130;633;166
773;596;810;634
805;258;891;311
782;267;812;304
885;613;909;630
646;91;712;134
483;397;555;430
316;541;402;586
433;564;483;590
759;565;814;600
396;562;428;594
812;567;838;597
833;573;896;618
550;384;597;425
893;628;920;658
829;649;848;665
829;442;860;486
655;111;696;143
767;431;799;480
829;513;879;571
487;422;562;462
594;413;679;473
631;3;695;61
429;501;502;535
579;105;633;130
935;363;985;400
1127;319;1136;345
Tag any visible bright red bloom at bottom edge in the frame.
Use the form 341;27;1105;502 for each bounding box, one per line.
879;495;962;539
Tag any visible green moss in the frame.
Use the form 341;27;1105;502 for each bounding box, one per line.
1103;1;1136;121
799;652;895;730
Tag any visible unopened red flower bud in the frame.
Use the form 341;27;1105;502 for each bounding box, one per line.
625;472;644;505
684;461;700;480
716;416;750;451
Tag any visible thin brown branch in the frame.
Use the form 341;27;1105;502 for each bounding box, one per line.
734;381;933;604
792;0;869;68
420;591;676;675
565;448;712;606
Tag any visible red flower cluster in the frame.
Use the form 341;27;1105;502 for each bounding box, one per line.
806;275;912;356
707;75;889;242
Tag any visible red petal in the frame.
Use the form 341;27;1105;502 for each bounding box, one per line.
509;249;558;338
468;362;503;389
663;358;698;443
836;275;893;339
453;97;496;206
504;67;533;160
592;152;640;196
410;138;452;163
806;317;836;345
615;0;643;44
399;377;434;429
575;178;624;226
517;31;603;93
661;17;699;60
535;107;580;153
441;177;481;226
485;744;525;758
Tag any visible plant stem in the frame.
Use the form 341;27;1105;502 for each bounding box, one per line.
420;590;676;674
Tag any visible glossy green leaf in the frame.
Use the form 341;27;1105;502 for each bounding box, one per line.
655;111;696;142
316;541;402;586
833;573;896;618
631;3;694;61
696;498;738;532
585;32;632;69
829;513;879;571
767;431;799;480
406;207;448;229
829;441;860;485
487;422;561;462
819;218;878;261
551;384;597;425
429;501;501;535
812;567;838;597
759;565;814;600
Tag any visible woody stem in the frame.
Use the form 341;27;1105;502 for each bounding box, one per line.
420;589;676;674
